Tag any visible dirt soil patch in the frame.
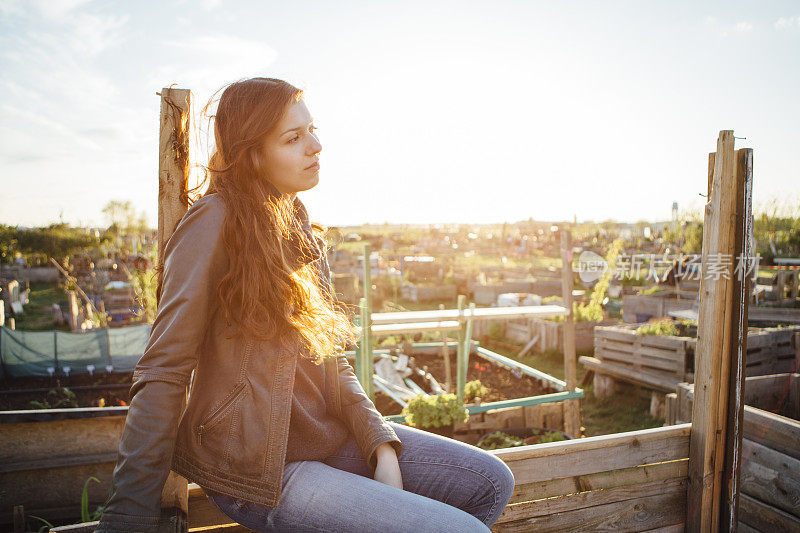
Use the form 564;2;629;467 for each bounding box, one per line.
0;373;133;411
374;350;558;416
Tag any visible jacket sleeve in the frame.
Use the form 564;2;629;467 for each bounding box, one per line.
314;247;403;470
335;354;403;469
95;197;227;533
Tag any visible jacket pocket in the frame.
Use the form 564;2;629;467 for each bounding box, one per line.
196;380;248;445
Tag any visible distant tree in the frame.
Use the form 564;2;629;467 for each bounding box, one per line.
102;200;137;234
13;223;102;263
0;224;19;264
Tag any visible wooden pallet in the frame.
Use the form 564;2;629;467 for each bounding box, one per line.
587;324;800;396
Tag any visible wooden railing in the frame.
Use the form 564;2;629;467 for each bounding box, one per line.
51;424;692;532
492;424;690;532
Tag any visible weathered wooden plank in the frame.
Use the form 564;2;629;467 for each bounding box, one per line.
597;338;687;361
742;405;800;461
740;438;800;518
738;492;800;532
497;424;690;485
509;459;688;504
494;486;686;533
687;133;743;533
596;346;683;373
744;373;795;414
643;525;685;533
579;356;678;392
736;522;761;533
498;477;686;524
596;327;692;350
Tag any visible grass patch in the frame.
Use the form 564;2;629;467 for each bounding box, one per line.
9;281;68;331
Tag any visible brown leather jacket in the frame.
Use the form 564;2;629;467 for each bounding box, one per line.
95;194;401;532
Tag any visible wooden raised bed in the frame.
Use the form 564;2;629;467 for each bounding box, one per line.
582;324;800;396
0;407;127;530
377;342;582;442
621;293;695;323
477;317;617;354
665;374;800;532
50;424;693;533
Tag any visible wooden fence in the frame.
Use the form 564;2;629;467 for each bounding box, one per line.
665;374;800;531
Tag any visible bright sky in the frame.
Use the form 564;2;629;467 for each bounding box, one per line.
1;0;799;228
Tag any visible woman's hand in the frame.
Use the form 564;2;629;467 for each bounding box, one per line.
373;443;403;490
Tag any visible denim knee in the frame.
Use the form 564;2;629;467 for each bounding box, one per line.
492;454;516;502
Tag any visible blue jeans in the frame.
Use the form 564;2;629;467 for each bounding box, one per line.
202;422;515;532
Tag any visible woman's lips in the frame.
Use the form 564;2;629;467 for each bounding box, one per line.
305;161;320;171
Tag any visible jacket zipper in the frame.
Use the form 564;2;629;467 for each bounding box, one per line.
197;380;247;445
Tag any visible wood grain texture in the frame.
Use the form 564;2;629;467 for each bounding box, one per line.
494;486;686;533
687;132;739;532
157;86;193;519
497;424;690;485
509;459;688;504
738;492;800;532
740;438;800;518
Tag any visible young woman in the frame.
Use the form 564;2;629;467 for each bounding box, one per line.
96;77;514;533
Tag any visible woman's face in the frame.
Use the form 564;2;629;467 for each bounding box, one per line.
259;99;321;195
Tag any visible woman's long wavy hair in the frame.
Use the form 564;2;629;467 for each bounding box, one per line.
193;77;355;363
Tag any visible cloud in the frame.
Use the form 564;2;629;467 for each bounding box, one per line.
147;34;278;100
774;16;800;30
735;21;752;33
0;2;143;167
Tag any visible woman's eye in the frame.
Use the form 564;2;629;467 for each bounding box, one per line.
288;136;299;144
309;125;318;134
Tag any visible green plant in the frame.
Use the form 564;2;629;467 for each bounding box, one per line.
29;386;79;409
487;321;504;341
81;476;104;522
537;431;567;443
477;431;525;450
464;380;488;403
402;393;469;428
552;238;624;323
639;285;666;296
635;319;679;337
28;514;54;533
541;295;561;304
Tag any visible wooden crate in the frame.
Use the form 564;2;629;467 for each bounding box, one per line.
621;294;695;323
592;325;692;393
454;402;566;444
504;317;615;353
588;324;800;394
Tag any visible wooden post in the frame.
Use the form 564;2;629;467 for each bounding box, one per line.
461;302;475;397
686;131;751;532
13;505;24;533
439;303;452;392
794;331;800;373
560;229;580;437
358;297;374;399
456;294;466;403
356;296;363;386
360;243;374;400
157;86;192;529
720;147;753;531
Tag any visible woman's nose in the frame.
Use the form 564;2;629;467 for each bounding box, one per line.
308;135;322;155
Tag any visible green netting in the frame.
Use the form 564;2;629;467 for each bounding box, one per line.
0;324;152;380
